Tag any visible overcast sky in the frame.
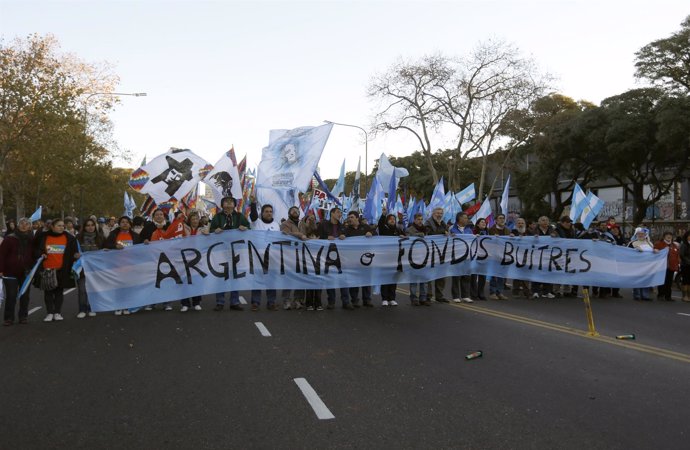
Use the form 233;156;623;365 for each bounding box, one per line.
1;0;687;178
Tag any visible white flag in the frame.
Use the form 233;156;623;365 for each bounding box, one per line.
203;149;243;207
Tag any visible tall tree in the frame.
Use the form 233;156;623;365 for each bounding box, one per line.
635;15;690;93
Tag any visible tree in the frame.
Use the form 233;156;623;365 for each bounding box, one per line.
635;15;690;93
0;34;118;223
594;88;690;224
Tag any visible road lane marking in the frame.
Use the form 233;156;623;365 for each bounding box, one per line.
678;313;690;317
254;322;271;337
64;288;76;295
293;378;335;420
448;303;690;364
28;307;42;315
239;296;247;305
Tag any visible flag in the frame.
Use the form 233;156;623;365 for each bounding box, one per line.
128;148;213;205
180;184;199;212
140;196;157;218
72;241;83;280
473;197;493;224
580;191;605;229
386;168;398;213
140;155;147;166
237;154;247;179
443;191;462;224
313;171;342;206
455;183;476;206
363;176;384;224
351;157;361;211
256;123;333;221
29;206;42;223
569;183;587;222
331;159;346;198
500;175;511;215
203;148;243;207
426;177;446;219
124;192;136;218
376;153;409;195
19;256;44;298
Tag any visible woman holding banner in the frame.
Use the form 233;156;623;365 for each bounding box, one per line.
75;218;104;318
35;219;78;322
180;210;207;312
470;218;489;301
0;218;35;325
104;216;142;315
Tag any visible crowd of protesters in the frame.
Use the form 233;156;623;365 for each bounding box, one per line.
1;199;688;326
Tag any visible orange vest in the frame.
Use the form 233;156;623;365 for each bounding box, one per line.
44;234;68;269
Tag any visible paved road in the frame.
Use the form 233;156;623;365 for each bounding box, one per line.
1;285;689;449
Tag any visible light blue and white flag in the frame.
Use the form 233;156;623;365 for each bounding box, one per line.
455;183;476;206
18;256;44;298
80;232;669;312
124;192;136;218
376;153;409;196
500;175;511;215
257;123;333;221
386;168;398;213
426;177;446;219
363;176;384;224
331;159;346;198
351;157;361;211
569;183;587;222
580;191;605;229
29;206;42;223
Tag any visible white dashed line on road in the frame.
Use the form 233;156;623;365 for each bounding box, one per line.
28;307;42;315
294;378;335;420
239;296;247;305
677;313;690;317
64;288;76;295
254;322;272;337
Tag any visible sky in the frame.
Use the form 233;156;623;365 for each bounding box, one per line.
1;0;688;179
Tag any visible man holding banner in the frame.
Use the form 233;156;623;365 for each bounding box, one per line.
0;218;35;325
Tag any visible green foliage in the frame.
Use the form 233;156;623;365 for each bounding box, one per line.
634;15;690;93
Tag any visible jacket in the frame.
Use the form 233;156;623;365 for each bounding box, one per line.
34;231;78;289
210;211;250;232
0;231;35;278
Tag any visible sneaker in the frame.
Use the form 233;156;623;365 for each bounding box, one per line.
114;310;122;316
316;305;324;311
213;304;224;311
489;294;499;300
343;303;355;310
542;293;556;299
19;318;28;324
382;300;389;306
267;304;279;311
43;314;54;322
498;293;508;300
462;297;474;303
436;298;449;303
420;300;432;306
283;302;292;310
306;306;315;311
532;293;540;299
294;301;303;310
230;304;243;311
144;306;153;311
250;304;258;311
76;312;86;319
194;305;202;311
123;309;130;315
363;301;374;308
164;305;173;311
326;303;335;310
390;300;398;306
88;312;97;317
412;300;420;306
452;298;462;303
53;313;64;321
181;306;189;313
3;320;13;326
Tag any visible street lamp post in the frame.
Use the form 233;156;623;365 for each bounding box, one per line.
324;120;368;196
79;92;146;221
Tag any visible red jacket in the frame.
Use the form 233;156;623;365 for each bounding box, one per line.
0;232;35;278
654;240;680;271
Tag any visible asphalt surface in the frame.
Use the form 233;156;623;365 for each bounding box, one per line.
1;284;689;449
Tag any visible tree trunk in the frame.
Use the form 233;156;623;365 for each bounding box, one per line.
631;183;647;225
0;184;5;231
15;192;25;219
478;153;489;201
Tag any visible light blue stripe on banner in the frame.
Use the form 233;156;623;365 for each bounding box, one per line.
81;232;668;312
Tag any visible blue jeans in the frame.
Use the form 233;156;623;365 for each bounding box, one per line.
409;282;427;301
633;287;650;300
251;289;276;306
489;276;504;295
349;286;371;304
326;288;350;305
181;296;201;307
216;291;240;306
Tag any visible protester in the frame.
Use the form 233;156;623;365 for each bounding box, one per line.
3;219;16;238
318;207;353;310
35;218;78;322
210;197;249;311
510;217;532;298
280;206;308;310
609;225;627;298
180;210;208;312
299;211;323;311
75;218;103;318
628;227;655;301
104;216;142;315
405;213;431;306
449;212;473;303
654;231;680;301
425;207;450;303
378;209;403;306
532;216;556;298
64;217;77;236
488;213;510;300
470;217;489;301
679;231;690;302
554;216;577;298
0;218;35;325
344;211;375;308
249;201;280;311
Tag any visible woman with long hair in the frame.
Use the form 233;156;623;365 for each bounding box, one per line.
104;216;142;315
75;218;104;318
180;210;208;312
35;218;78;322
471;218;488;301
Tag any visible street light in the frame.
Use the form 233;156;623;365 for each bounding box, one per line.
79;91;147;220
324;120;369;196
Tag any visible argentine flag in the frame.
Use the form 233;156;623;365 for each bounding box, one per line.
569;183;587;222
580;191;605;229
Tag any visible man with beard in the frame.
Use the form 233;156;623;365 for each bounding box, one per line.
248;200;281;311
280;206;308;309
0;218;35;325
344;211;375;308
424;207;450;303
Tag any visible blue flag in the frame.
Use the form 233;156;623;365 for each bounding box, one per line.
363;176;384;224
580;191;605;229
386;168;398;213
331;159;346;198
29;206;42;223
426;177;446;219
455;183;476;206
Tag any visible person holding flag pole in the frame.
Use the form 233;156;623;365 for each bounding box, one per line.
0;218;36;325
